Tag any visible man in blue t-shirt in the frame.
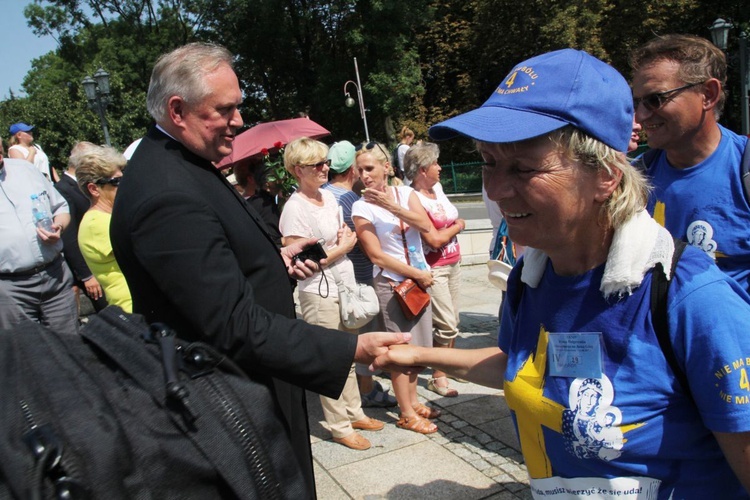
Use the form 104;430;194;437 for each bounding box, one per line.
631;34;750;291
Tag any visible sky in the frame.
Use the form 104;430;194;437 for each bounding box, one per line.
0;1;59;99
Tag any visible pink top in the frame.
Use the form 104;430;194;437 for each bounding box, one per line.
415;183;460;267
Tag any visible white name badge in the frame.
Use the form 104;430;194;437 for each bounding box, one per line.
548;332;603;378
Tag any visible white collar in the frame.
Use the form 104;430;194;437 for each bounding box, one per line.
520;210;675;299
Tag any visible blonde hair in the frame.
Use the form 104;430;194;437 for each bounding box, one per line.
355;141;390;166
283;137;328;180
398;126;415;142
74;145;127;201
550;127;649;228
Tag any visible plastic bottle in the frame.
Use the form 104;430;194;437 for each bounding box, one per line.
407;245;428;270
30;194;54;232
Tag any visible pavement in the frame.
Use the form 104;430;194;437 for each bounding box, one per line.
306;262;532;500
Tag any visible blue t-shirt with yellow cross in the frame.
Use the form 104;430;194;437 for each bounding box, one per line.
499;247;750;499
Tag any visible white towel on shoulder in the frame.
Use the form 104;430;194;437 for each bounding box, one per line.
520;210;675;299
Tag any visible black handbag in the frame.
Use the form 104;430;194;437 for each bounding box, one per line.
0;306;308;499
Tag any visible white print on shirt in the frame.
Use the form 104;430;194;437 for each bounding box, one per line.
686;220;717;259
562;375;624;461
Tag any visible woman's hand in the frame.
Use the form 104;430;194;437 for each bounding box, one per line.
337;225;357;254
362;188;397;213
415;269;433;289
84;276;104;301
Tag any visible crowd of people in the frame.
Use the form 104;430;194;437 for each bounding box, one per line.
1;31;748;497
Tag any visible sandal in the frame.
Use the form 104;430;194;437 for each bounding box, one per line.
396;415;437;434
427;376;459;397
412;402;441;419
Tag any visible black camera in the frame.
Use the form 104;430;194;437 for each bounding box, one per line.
292;239;327;264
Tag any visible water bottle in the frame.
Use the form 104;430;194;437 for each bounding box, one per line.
408;245;428;270
30;194;54;232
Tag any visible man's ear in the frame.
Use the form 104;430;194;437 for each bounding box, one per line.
167;96;187;127
594;164;623;203
702;78;722;111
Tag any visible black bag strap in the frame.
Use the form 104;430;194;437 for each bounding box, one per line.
741;139;750;206
650;238;690;402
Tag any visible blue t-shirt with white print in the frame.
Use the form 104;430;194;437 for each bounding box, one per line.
498;246;750;499
646;125;750;292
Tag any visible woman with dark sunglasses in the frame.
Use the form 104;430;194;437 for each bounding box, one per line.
75;145;132;312
351;141;442;434
279;137;385;451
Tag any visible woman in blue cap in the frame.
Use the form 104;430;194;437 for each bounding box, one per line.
372;49;750;498
8;122;58;182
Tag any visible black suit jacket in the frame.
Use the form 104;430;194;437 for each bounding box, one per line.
110;128;356;493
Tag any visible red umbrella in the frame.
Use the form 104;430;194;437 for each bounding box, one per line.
217;117;331;169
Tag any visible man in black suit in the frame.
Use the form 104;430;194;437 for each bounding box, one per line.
110;43;407;495
55;142;107;311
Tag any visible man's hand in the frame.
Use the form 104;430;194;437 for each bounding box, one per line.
36;224;63;244
83;276;104;301
354;331;412;365
280;237;328;280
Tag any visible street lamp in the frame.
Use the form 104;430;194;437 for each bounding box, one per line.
343;57;370;142
82;68;112;146
710;18;749;135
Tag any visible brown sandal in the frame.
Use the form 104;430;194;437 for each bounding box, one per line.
412;402;441;419
396;415;437;434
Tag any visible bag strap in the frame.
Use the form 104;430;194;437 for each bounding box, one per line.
393;187;411;265
308;218;344;286
741;139;750;207
650;238;691;403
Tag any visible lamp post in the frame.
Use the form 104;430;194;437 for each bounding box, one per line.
710;18;749;135
343;57;370;142
82;68;112;146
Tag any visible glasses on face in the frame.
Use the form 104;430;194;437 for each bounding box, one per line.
633;82;703;112
93;177;123;187
299;159;331;169
355;141;391;161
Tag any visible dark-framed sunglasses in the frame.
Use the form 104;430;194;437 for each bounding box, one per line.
355;141;390;161
299;159;331;169
633;82;703;112
93;177;123;187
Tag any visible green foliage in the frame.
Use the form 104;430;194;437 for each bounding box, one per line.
4;0;748;174
262;144;298;200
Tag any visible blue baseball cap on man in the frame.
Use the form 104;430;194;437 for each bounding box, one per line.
9;123;34;135
429;49;633;152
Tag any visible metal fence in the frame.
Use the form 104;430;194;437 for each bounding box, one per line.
440;161;484;194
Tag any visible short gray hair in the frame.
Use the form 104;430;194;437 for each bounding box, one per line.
403;142;439;181
146;42;235;123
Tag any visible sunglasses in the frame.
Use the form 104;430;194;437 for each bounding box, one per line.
299;159;331;169
633;82;703;112
355;141;391;161
93;177;123;187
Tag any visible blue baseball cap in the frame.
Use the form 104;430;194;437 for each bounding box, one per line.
429;49;633;151
9;123;34;135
